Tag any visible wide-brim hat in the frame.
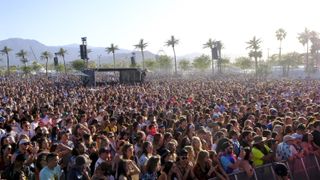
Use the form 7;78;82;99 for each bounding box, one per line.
252;136;267;145
283;135;295;142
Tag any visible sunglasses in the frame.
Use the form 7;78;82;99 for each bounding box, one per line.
180;156;188;160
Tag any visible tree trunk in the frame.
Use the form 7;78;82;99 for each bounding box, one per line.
46;58;48;77
219;59;222;74
113;53;116;75
279;40;285;76
173;47;177;75
306;42;309;74
6;54;10;76
211;48;214;75
218;48;222;74
255;57;258;77
142;49;145;70
63;56;67;74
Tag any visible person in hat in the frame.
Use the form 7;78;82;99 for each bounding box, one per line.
174;148;195;180
276;135;296;161
251;135;273;166
11;138;31;164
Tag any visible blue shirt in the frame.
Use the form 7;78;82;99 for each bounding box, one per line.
220;154;236;174
276;142;292;161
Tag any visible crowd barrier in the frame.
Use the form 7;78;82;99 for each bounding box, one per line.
209;154;320;180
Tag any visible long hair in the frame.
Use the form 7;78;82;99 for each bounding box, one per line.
196;150;209;168
141;141;151;158
121;143;133;160
192;136;203;151
117;159;129;179
145;155;160;174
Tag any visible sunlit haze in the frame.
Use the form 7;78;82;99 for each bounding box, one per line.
1;0;320;59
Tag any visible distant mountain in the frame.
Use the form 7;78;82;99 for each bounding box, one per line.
0;38;157;66
0;38;212;66
178;52;203;60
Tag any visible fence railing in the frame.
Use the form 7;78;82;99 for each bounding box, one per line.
210;154;320;180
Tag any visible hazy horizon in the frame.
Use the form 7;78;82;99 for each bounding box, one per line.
1;0;320;59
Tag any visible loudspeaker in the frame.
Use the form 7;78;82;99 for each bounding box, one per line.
54;57;58;66
80;45;88;59
130;56;136;67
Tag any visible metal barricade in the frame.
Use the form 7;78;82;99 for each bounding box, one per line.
302;154;320;180
228;173;237;180
219;154;320;180
287;158;309;180
254;163;277;180
235;171;256;180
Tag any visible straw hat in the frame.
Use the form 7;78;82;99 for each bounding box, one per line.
252;136;266;145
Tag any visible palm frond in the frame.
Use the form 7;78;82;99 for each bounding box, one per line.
106;44;119;54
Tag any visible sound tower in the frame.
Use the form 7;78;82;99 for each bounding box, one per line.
80;45;88;59
130;56;136;67
54;57;58;66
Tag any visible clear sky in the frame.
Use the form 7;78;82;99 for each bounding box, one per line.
1;0;320;59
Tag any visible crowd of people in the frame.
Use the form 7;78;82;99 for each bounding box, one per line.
0;74;319;180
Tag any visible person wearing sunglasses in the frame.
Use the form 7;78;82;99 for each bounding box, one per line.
175;148;196;180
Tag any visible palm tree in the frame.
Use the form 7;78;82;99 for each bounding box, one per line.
106;43;119;71
40;51;52;77
0;46;12;75
134;39;148;70
57;48;68;74
165;35;179;74
246;36;263;76
310;31;319;71
16;49;28;68
216;41;223;73
276;29;287;61
298;28;311;73
203;38;216;74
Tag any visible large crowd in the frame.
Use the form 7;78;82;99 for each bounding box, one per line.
0;74;319;180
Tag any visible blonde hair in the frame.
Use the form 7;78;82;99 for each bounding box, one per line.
184;145;195;163
192;136;202;149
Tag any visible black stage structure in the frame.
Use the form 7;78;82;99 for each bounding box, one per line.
82;68;146;86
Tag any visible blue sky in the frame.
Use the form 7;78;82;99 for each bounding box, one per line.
1;0;320;59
